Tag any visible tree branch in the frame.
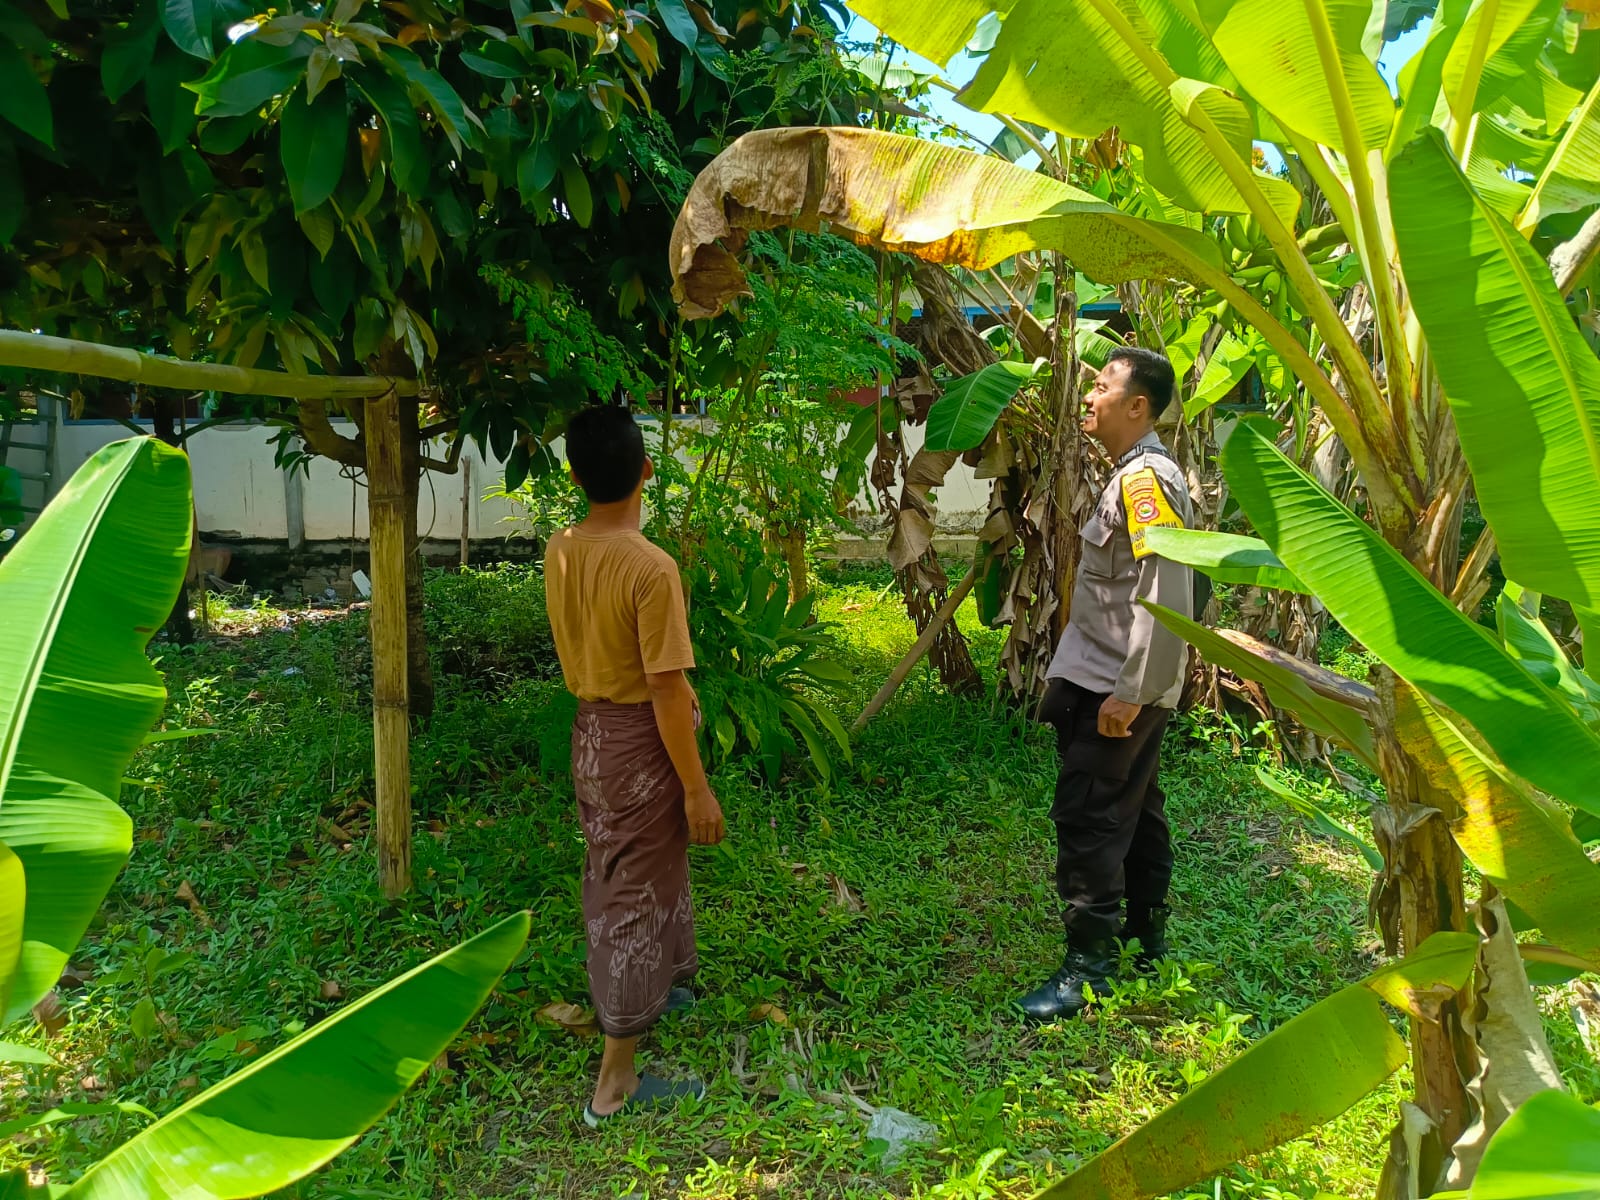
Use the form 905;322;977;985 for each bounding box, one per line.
298;398;367;469
1552;208;1600;298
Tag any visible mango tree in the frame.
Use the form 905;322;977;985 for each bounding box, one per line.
0;0;868;722
666;0;1600;1190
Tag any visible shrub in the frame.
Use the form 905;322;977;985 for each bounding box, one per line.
423;564;558;682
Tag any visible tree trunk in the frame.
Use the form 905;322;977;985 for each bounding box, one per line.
367;391;413;899
401;402;434;722
1373;670;1472;1188
777;525;808;606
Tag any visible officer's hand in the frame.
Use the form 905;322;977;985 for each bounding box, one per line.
1098;697;1141;738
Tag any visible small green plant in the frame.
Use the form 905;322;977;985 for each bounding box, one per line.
686;542;853;784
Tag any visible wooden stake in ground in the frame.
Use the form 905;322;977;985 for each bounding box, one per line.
459;457;471;570
367;391;413;898
853;565;978;732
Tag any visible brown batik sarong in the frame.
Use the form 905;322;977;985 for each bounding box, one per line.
571;700;698;1037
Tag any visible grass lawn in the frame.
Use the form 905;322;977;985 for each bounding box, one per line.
3;564;1595;1198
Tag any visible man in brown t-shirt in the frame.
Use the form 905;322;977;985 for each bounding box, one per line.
545;404;725;1127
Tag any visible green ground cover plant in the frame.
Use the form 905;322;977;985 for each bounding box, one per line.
3;563;1594;1198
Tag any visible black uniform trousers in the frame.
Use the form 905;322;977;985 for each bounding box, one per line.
1036;678;1173;943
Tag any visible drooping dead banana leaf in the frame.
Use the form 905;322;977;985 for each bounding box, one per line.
668;126;1226;319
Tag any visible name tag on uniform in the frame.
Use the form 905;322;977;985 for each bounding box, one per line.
1121;467;1183;559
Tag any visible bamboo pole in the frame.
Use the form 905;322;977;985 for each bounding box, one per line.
853;565;979;732
459;457;471;569
0;330;419;401
367;391;413;899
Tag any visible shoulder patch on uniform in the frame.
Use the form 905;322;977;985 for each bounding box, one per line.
1121;467;1183;559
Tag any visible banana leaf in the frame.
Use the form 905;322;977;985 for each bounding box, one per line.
669;128;1231;322
923;360;1043;452
61;912;531;1199
1208;0;1394;158
1390;685;1600;967
0;841;21;1019
847;0;1008;65
1218;418;1600;816
1495;583;1600;724
1038;933;1479;1200
1142;527;1308;592
1516;76;1600;231
1390;129;1600;609
1467;1088;1600;1200
956;0;1297;221
1254;767;1383;871
1439;0;1557;128
0;439;191;1024
1145;602;1378;767
1389;0;1475;156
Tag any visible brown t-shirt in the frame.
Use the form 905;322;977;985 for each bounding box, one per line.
544;526;695;704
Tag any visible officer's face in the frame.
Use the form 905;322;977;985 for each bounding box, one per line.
1082;360;1143;444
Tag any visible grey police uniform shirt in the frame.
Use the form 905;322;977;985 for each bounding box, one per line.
1046;430;1196;711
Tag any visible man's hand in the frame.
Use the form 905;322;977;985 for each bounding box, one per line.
1098;697;1141;738
685;785;725;845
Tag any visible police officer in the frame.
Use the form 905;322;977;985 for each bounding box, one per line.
1017;346;1195;1023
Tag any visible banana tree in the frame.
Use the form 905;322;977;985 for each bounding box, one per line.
666;0;1599;1191
0;439;529;1196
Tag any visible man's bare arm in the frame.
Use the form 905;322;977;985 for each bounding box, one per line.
646;668;724;844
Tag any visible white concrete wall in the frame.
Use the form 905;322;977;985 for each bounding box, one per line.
41;413;992;545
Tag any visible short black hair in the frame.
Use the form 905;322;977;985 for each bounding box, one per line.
566;405;645;503
1107;346;1176;418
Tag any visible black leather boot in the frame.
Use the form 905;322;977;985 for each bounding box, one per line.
1121;903;1170;971
1015;934;1117;1023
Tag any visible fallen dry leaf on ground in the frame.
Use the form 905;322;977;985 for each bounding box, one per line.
827;874;863;912
174;880;212;926
537;1001;599;1036
748;1003;788;1026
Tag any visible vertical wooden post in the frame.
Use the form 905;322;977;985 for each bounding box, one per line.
367;390;412;898
459;456;471;570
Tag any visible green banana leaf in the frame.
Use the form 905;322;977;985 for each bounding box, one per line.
0;1040;54;1065
1142;527;1308;592
1495;583;1600;724
1186;332;1256;418
1467;1088;1600;1200
61;911;531;1200
0;840;21;1018
957;0;1297;221
1389;0;1475;157
1254;767;1383;871
1390;129;1600;610
846;0;1007;65
1218;418;1600;816
1038;932;1479;1200
1144;602;1378;767
1208;0;1394;158
0;439;191;1024
1075;321;1125;370
1439;0;1555;128
1391;685;1600;967
1516;75;1600;232
923;360;1044;452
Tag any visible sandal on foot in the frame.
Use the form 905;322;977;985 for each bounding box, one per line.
665;986;696;1014
583;1073;706;1129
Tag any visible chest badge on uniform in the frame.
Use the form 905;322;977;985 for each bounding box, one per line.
1121;467;1183;559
